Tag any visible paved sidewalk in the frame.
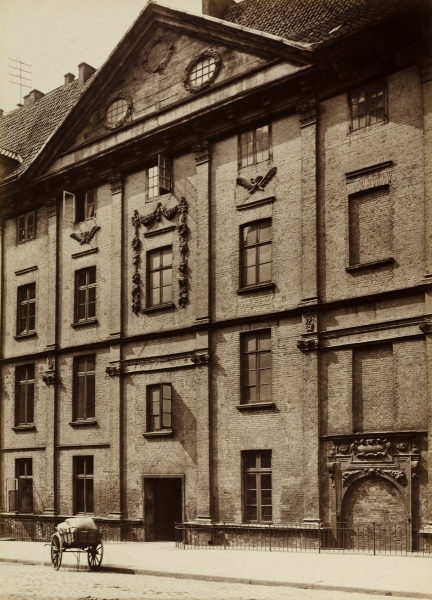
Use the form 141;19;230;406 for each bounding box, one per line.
0;541;431;598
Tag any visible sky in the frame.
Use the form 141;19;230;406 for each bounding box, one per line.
0;0;203;114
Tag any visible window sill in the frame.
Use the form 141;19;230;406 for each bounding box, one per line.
236;402;275;411
69;419;98;427
346;257;394;272
142;303;175;313
237;282;275;295
143;429;173;438
12;424;36;431
71;319;98;328
14;331;37;340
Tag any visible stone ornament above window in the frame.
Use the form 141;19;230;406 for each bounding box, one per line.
143;36;174;73
102;93;132;130
183;50;221;94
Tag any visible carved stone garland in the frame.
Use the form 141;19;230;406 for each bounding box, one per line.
131;197;188;314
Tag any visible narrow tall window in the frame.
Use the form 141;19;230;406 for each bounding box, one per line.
75;266;96;322
15;365;35;426
147;247;172;307
148;155;171;199
147;383;172;431
240;125;270;167
17;211;35;243
17;283;36;335
241;220;272;288
74;456;94;514
243;450;272;523
16;458;33;514
350;81;385;130
63;189;96;223
73;355;95;421
241;329;271;404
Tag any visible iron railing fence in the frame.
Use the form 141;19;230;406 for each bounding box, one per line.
175;522;432;557
0;518;143;543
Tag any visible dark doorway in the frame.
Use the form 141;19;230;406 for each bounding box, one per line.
144;477;182;541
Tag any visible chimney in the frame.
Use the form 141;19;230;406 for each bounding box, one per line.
64;72;75;85
78;62;96;86
23;89;45;107
0;109;3;118
202;0;235;18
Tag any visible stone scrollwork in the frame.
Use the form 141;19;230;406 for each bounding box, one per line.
143;36;174;73
108;173;123;194
131;197;189;314
297;339;318;352
191;353;210;365
304;312;315;332
70;226;100;245
42;372;56;385
419;320;432;333
341;467;407;487
106;365;120;377
349;438;391;458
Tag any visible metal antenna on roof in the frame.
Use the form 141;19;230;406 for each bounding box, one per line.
9;57;32;106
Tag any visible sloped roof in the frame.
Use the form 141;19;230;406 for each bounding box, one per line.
224;0;416;45
0;77;93;182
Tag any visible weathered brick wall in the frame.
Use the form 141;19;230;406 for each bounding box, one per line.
211;317;306;524
318;66;425;302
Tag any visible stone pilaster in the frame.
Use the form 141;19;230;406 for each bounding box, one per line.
106;344;122;519
193;142;210;322
45;199;57;350
108;173;123;338
194;329;212;522
296;99;318;304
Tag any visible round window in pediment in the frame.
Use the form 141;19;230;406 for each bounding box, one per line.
183;50;221;94
103;95;131;129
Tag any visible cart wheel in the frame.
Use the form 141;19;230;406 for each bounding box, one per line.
51;534;63;570
87;540;103;570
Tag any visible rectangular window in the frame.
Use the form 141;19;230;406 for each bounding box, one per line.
74;456;94;514
16;458;33;514
147;383;172;431
350;81;386;131
241;329;271;404
349;186;392;266
243;450;272;523
147;246;172;307
75;266;96;322
15;365;35;426
17;211;35;243
240;125;270;167
63;189;96;223
17;283;36;335
148;155;171;199
73;355;95;421
241;220;272;288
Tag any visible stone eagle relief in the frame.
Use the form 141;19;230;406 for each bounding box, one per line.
236;167;277;194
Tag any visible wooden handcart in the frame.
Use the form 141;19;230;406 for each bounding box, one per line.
50;517;103;571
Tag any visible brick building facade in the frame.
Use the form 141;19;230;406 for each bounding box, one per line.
1;0;431;545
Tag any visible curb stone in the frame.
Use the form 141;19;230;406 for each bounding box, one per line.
1;557;431;599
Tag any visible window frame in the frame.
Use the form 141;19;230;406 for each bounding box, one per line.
239;124;271;168
16;283;36;336
148;155;171;199
146;245;173;308
16;458;33;514
349;80;387;131
17;211;35;244
240;219;272;289
74;266;97;323
73;354;96;422
146;383;172;432
242;450;272;523
15;364;35;426
240;329;272;405
73;456;94;514
63;189;96;223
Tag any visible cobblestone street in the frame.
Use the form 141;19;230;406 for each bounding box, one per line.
0;563;418;600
